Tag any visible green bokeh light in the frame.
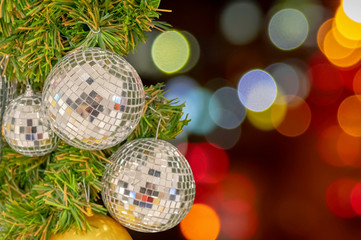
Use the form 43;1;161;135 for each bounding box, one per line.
151;31;190;74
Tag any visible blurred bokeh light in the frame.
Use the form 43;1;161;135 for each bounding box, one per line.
179;31;201;73
266;62;300;101
209;87;246;129
185;142;229;183
220;0;262;45
205;126;241;150
219;199;258;239
152;30;190;73
274;96;311;137
343;0;361;23
338;95;361;137
238;69;277;112
335;6;361;41
127;0;361;239
180;204;221;240
268;8;309;50
326;178;357;218
246;94;287;131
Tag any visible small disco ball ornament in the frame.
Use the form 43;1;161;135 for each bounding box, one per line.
42;47;145;150
102;138;196;232
2;85;58;156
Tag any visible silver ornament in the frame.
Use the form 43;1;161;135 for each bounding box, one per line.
0;77;17;110
2;85;58;156
102;138;196;232
42;47;145;150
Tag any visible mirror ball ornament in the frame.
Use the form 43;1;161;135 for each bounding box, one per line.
42;47;145;150
50;214;133;240
0;78;17;110
2;85;58;157
102;138;196;232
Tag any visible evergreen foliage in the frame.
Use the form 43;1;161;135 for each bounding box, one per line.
0;1;189;239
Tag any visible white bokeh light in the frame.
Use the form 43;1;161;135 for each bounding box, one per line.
238;70;277;112
343;0;361;23
268;8;309;50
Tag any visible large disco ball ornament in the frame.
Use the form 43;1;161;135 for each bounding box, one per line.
102;138;196;232
2;85;58;156
42;47;145;150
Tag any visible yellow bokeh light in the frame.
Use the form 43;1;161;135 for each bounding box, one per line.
332;21;361;49
335;6;361;41
151;31;190;74
247;92;287;131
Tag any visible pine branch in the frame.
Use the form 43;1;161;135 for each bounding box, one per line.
0;0;170;84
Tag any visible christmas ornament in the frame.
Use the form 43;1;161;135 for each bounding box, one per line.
2;85;58;156
50;214;133;240
102;138;196;232
0;77;17;110
42;47;145;150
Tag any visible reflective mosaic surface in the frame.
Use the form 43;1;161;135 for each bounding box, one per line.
102;138;196;232
2;86;58;156
42;47;145;150
0;78;17;110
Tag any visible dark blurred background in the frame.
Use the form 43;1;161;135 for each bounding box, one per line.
125;0;361;239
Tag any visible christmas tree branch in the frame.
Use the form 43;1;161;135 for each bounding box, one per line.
0;83;189;240
0;0;170;84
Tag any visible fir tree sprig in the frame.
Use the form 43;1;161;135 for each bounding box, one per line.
0;83;189;240
0;0;170;84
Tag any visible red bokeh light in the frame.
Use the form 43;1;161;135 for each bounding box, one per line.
325;178;357;218
350;182;361;215
183;143;208;183
184;142;229;183
220;199;258;239
308;54;344;106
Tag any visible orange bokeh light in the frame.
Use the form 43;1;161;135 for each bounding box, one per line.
338;95;361;137
180;203;221;240
326;178;357;218
323;30;355;60
318;125;346;167
337;131;361;167
318;125;361;167
352;68;361;94
317;18;333;54
221;173;257;206
275;96;311;137
327;47;361;68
